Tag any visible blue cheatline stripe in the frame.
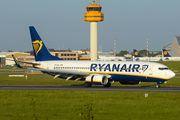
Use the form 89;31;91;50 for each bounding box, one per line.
110;74;167;82
86;82;102;85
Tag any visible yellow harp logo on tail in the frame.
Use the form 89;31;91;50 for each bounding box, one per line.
32;40;43;56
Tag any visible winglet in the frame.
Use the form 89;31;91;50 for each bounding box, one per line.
133;49;142;57
12;55;23;68
163;49;171;57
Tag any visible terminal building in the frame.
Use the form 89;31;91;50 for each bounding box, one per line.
43;49;78;60
163;36;180;57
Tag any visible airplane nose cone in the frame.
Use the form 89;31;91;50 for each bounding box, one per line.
172;71;176;78
168;71;175;79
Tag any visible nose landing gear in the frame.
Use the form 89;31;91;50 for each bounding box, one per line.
156;84;160;88
156;81;166;88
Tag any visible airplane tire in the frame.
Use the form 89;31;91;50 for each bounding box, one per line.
104;82;111;87
156;84;160;88
84;82;91;87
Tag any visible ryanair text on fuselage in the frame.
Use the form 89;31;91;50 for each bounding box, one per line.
90;63;148;72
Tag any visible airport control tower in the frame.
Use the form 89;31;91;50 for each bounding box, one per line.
84;0;104;60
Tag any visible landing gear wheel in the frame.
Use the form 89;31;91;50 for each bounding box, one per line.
103;82;111;87
84;82;92;87
156;84;160;88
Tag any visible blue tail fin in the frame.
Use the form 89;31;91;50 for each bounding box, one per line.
133;49;142;57
29;26;63;61
163;49;171;57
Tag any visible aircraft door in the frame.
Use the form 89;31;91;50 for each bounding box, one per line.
47;64;50;69
149;65;153;75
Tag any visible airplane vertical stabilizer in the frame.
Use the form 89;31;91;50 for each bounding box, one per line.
163;49;171;57
133;49;142;57
29;26;63;61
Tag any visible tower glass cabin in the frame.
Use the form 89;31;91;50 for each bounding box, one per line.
84;3;104;22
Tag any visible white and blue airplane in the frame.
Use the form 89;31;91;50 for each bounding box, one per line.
133;49;162;61
12;26;175;88
162;49;180;61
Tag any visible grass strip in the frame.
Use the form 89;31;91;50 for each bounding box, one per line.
0;90;180;120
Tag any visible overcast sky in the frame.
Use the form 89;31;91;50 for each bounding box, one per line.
0;0;180;53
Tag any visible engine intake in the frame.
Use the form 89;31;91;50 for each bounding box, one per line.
85;74;108;85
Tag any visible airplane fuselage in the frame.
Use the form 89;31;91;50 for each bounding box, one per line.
163;57;180;61
34;61;175;83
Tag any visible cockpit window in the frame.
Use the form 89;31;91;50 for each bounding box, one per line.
158;67;169;70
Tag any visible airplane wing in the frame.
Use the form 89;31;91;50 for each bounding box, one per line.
12;54;90;80
12;54;40;68
28;68;89;80
28;68;89;76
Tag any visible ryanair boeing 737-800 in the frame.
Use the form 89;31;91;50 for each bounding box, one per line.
12;26;175;88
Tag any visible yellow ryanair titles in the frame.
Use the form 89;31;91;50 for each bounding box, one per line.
84;2;104;22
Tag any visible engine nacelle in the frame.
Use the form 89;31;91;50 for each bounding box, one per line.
119;81;141;85
85;74;108;85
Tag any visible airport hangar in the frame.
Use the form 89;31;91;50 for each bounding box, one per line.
163;36;180;57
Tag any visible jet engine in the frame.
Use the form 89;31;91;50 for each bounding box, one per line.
85;74;108;85
119;81;141;85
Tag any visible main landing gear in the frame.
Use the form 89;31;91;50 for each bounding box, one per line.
84;82;111;87
84;82;92;87
156;84;160;88
103;81;111;87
